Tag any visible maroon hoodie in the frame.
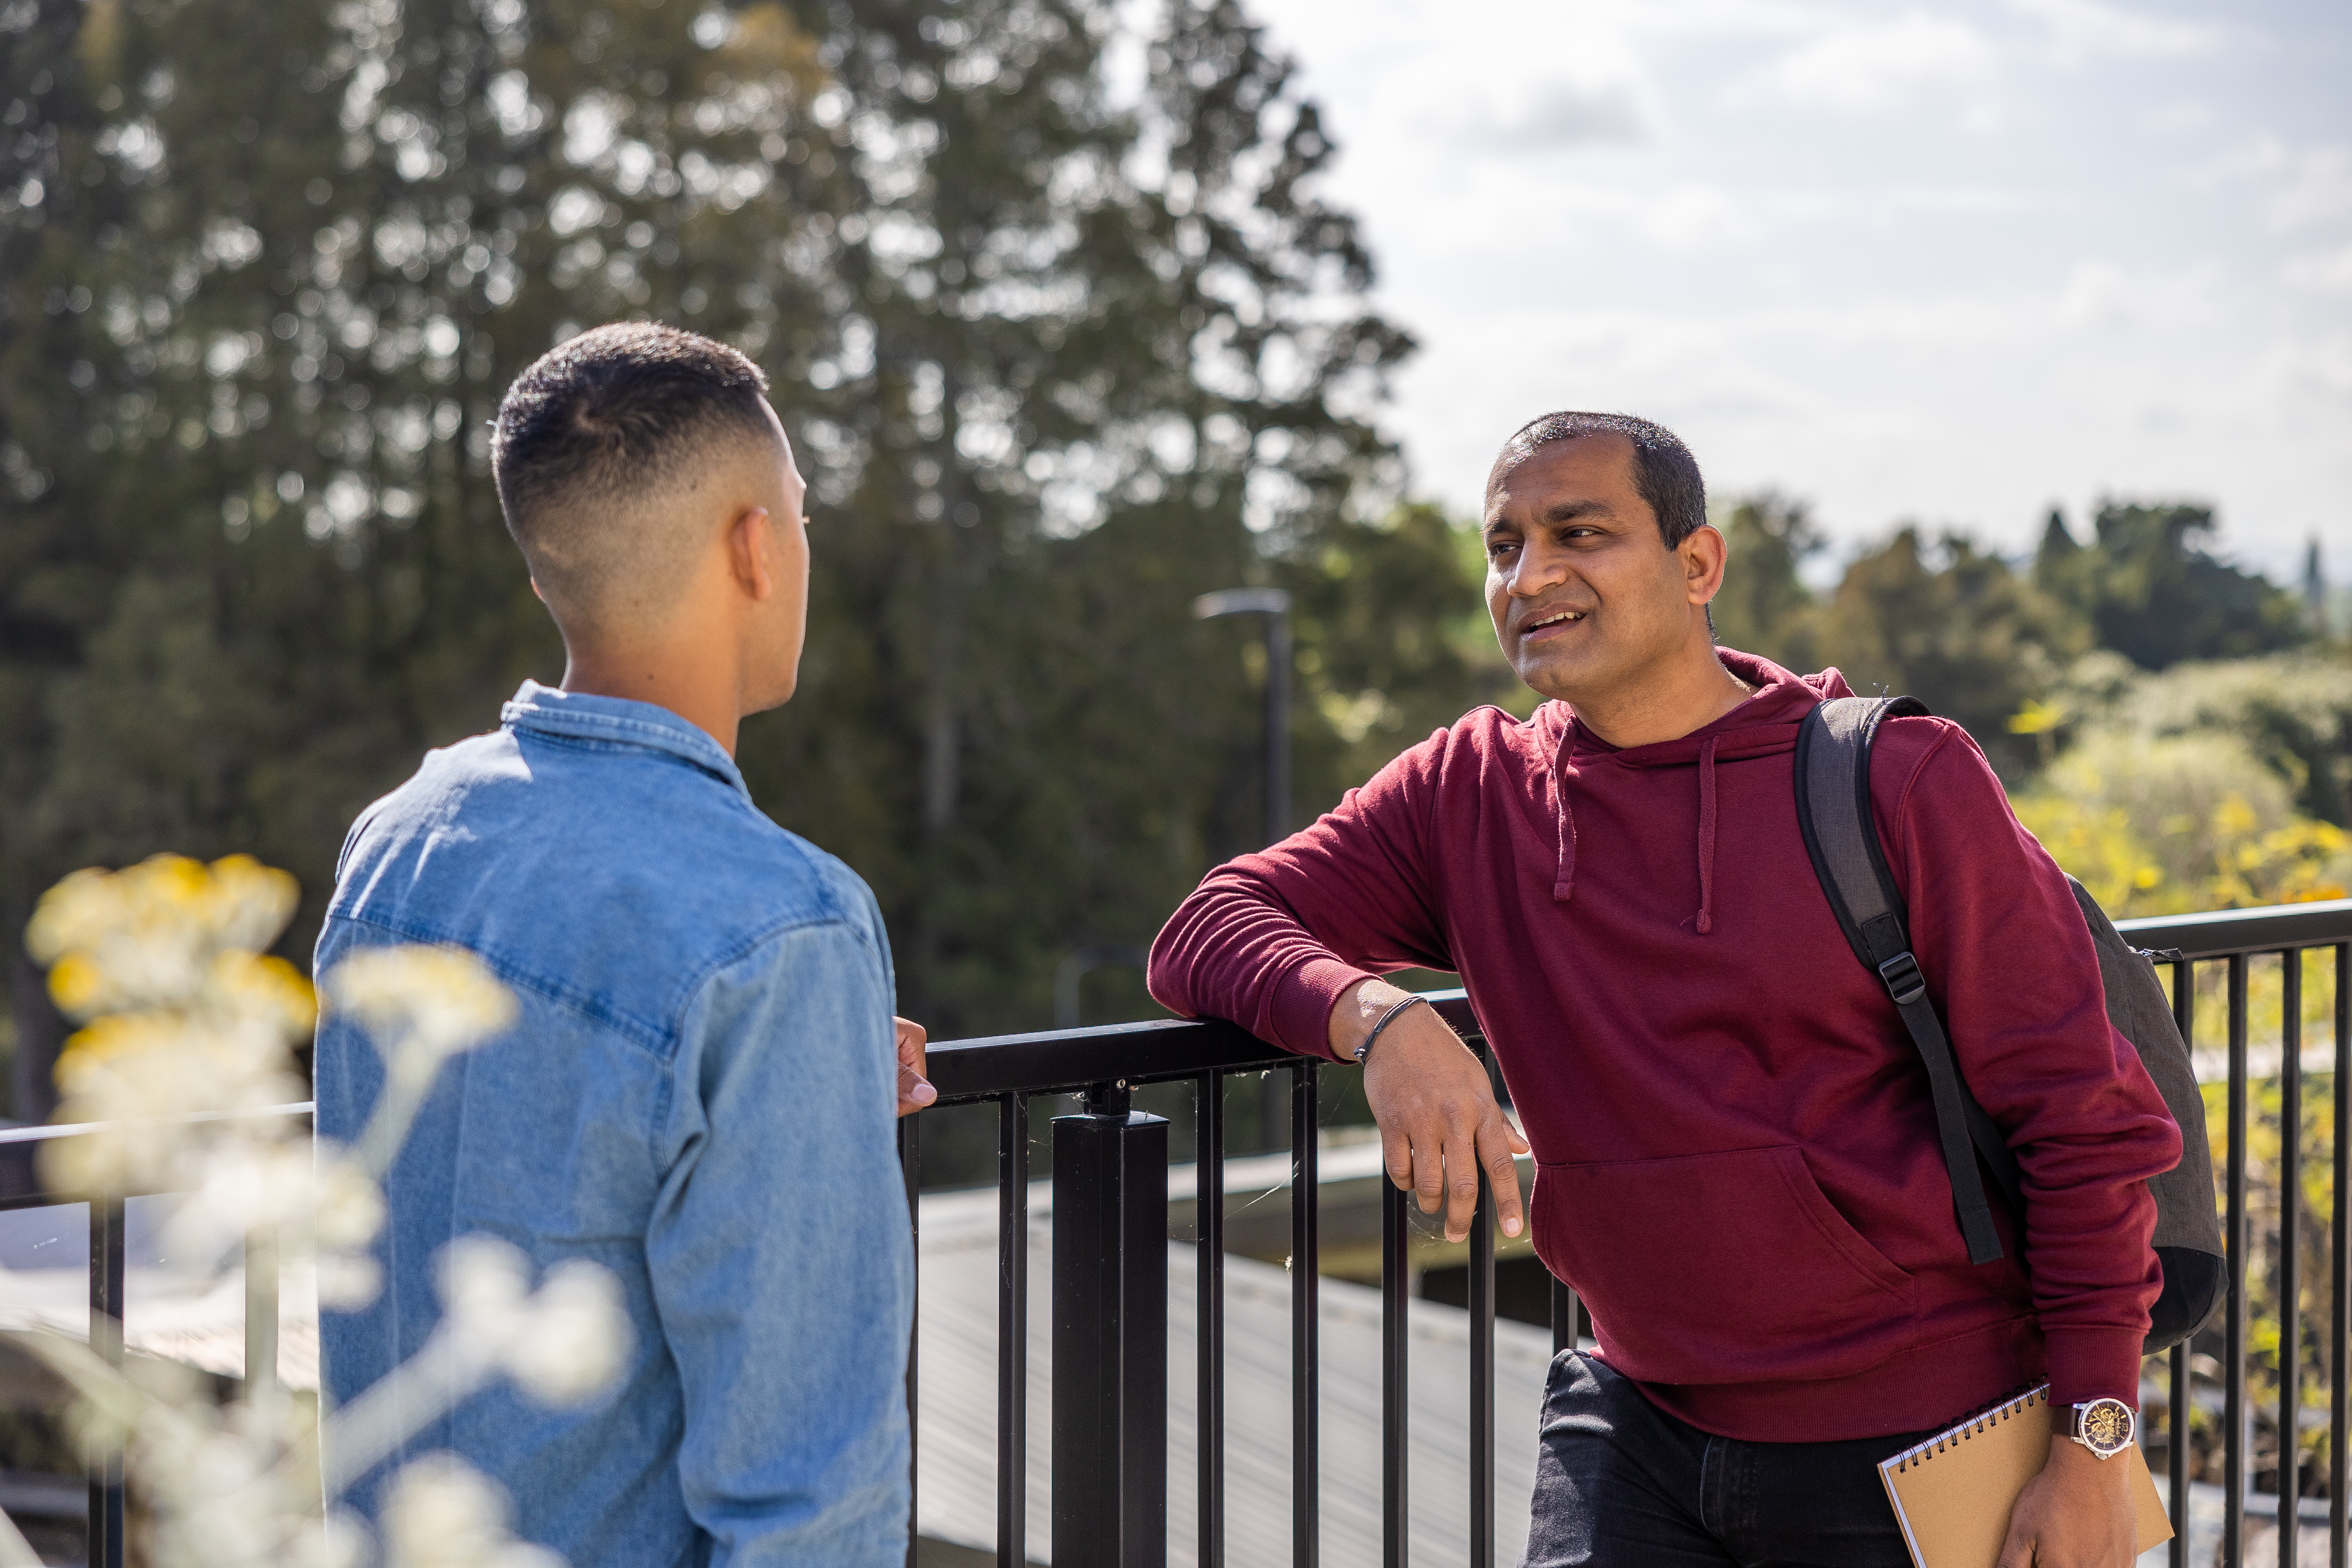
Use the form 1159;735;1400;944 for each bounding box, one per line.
1148;650;2180;1442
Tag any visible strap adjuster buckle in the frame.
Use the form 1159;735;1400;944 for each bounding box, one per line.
1877;951;1927;1007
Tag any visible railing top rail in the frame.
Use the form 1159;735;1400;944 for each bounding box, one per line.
0;1101;315;1148
5;893;2345;1201
924;992;1479;1102
2115;898;2352;959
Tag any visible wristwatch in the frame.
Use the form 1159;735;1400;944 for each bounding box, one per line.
2057;1397;2137;1459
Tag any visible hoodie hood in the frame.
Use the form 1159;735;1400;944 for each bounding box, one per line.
1536;650;1856;931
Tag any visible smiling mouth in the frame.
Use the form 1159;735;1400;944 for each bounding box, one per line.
1521;609;1588;638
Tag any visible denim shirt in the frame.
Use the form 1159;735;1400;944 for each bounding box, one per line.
314;681;912;1568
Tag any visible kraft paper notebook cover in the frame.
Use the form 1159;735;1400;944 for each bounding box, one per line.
1877;1384;2171;1568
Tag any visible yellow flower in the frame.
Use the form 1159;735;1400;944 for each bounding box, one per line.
27;855;306;1021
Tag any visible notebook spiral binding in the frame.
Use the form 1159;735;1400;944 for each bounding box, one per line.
1886;1384;2049;1473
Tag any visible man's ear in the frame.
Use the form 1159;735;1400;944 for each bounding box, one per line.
726;506;777;602
1681;524;1729;607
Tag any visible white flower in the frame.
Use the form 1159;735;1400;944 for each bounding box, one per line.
436;1236;533;1367
326;946;517;1085
315;1145;389;1250
435;1237;630;1406
382;1453;563;1568
502;1261;630;1407
317;1249;386;1311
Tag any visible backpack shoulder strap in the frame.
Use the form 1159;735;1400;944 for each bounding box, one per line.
1794;696;2020;1265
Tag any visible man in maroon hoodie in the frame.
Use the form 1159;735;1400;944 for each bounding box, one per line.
1148;412;2180;1567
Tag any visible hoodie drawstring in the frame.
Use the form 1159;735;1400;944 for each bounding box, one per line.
1552;722;1578;903
1695;736;1719;934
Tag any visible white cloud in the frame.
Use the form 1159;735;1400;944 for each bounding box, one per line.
2005;0;2235;61
2282;245;2352;295
1744;12;1997;114
2055;259;2224;330
2266;144;2352;233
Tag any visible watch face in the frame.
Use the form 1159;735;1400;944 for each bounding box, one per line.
2080;1399;2134;1453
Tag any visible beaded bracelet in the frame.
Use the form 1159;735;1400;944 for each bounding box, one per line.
1352;994;1431;1064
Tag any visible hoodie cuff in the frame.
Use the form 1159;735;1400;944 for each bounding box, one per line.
1270;957;1384;1064
2042;1326;2149;1411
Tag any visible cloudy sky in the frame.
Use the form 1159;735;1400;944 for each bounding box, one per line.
1243;0;2349;581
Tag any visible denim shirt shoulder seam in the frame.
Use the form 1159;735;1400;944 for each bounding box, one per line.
327;911;674;1063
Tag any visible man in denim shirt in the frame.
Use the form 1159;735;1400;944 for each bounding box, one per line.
315;323;932;1565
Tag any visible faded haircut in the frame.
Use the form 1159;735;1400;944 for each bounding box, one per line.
492;322;775;625
1489;411;1708;550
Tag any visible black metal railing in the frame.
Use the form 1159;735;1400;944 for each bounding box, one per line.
1;896;2347;1568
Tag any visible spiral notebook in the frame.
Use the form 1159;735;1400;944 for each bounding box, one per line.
1877;1384;2171;1568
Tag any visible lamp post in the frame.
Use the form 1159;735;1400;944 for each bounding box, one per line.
1191;588;1293;847
1193;588;1296;1155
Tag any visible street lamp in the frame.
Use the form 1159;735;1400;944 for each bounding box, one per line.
1194;587;1296;1156
1191;588;1292;847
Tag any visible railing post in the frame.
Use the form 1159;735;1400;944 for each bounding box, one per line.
1053;1080;1168;1568
89;1196;126;1568
900;1111;922;1568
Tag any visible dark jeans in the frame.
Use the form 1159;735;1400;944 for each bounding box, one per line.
1523;1353;1938;1568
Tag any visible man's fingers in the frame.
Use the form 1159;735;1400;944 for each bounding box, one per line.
1412;1121;1447;1215
1445;1120;1482;1241
1381;1124;1415;1194
1482;1117;1526;1238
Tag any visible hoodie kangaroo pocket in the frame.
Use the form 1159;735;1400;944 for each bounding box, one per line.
1535;1145;1916;1386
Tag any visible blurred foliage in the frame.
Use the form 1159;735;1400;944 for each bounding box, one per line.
0;0;1504;1090
2036;502;2310;671
2006;651;2352;916
1707;490;1821;677
1810;527;2087;776
0;0;2340;1127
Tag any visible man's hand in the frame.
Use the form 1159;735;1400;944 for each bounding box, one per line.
1996;1435;2137;1568
1331;980;1528;1244
895;1017;936;1117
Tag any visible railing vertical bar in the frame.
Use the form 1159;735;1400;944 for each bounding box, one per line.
2174;956;2196;1568
998;1093;1029;1568
2229;952;2250;1567
1550;1277;1577;1357
1292;1058;1319;1568
245;1223;279;1399
2282;952;2303;1568
900;1112;922;1568
1382;1179;1409;1568
1469;1038;1498;1568
2174;1341;2192;1568
1197;1070;1225;1568
2333;940;2351;1568
88;1196;125;1568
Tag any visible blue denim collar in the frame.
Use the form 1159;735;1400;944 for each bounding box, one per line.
499;680;749;797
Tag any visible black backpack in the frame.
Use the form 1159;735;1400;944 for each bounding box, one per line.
1793;695;2226;1355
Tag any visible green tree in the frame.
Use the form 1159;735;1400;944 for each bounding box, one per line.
1815;528;2086;777
2036;501;2307;670
1708;490;1822;674
3;0;1475;1122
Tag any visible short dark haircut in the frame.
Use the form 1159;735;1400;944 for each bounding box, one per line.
492;322;775;620
1488;411;1707;549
